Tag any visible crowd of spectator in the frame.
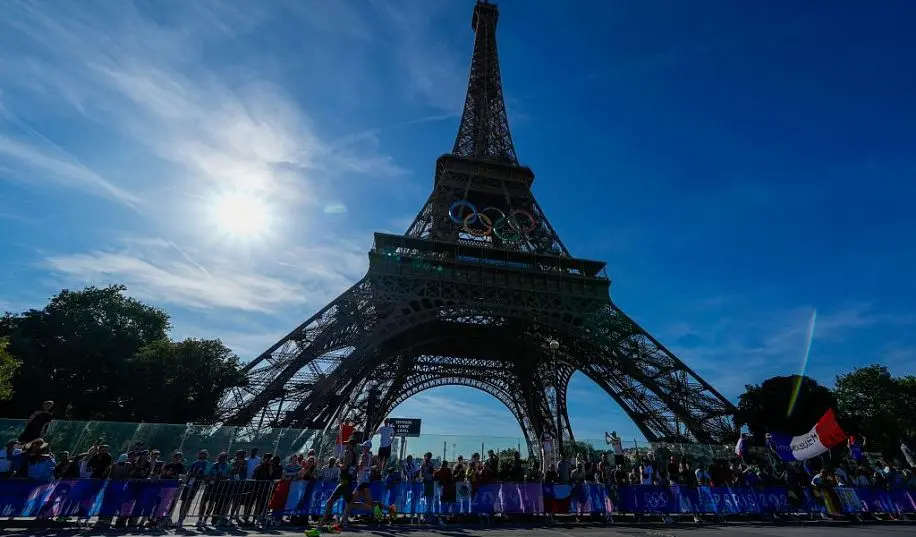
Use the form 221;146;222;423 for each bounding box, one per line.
0;401;914;529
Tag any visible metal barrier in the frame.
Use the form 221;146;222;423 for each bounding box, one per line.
0;479;912;528
6;417;887;470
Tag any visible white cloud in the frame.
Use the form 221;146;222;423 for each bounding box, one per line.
0;1;405;211
0;104;141;208
45;235;370;315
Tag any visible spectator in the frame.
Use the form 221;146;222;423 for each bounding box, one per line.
87;444;113;479
53;451;80;480
110;454;130;480
0;440;21;479
19;401;54;444
161;452;185;479
435;458;455;514
28;446;56;482
149;450;164;479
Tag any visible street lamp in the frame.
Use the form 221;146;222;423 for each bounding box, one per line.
365;384;381;440
548;339;561;459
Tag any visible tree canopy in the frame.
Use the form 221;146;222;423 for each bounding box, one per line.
835;364;916;454
0;337;19;401
0;285;243;424
736;375;836;442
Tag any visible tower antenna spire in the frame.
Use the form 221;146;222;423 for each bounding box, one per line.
452;0;518;164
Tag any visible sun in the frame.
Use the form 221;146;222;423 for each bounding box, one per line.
210;191;272;239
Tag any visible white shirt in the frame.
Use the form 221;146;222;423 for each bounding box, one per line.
377;425;395;448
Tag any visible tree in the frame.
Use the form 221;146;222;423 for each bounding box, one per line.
835;364;914;454
125;338;245;424
736;375;836;442
0;285;170;418
564;439;605;461
0;285;243;424
0;337;20;401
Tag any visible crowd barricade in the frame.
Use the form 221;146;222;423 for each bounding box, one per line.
0;480;914;523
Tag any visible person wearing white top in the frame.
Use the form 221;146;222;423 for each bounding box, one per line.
376;420;395;471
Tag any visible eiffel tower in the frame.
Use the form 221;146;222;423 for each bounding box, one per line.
222;0;738;449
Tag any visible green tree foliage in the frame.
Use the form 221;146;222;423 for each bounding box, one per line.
835;364;915;454
736;375;837;442
0;337;20;401
563;439;606;461
127;338;245;423
0;285;243;424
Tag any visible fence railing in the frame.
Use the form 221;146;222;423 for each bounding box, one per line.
1;419;882;468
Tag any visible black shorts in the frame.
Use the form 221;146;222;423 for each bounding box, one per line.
330;481;354;503
614;454;625;466
356;482;370;491
378;446;392;459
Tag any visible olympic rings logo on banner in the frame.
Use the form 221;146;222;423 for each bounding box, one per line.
448;200;537;243
644;491;669;509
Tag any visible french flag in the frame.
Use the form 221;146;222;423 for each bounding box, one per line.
769;408;848;462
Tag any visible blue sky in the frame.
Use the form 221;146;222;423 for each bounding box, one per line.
1;0;914;446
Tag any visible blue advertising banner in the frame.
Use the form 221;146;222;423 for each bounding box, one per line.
283;481;544;516
0;480;180;518
1;480;914;518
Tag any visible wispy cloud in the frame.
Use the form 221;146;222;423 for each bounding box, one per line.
663;300;915;398
0;103;141;208
0;1;404;213
45;235;370;315
369;0;468;113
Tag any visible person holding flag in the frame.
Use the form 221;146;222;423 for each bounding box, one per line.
605;431;624;466
848;435;866;464
734;433;748;460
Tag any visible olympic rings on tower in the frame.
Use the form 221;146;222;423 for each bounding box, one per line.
448;200;539;243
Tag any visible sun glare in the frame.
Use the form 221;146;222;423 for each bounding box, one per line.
210;191;272;239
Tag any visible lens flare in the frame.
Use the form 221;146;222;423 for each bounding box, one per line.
787;308;817;417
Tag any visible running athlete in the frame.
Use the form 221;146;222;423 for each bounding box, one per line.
313;437;358;533
350;441;383;521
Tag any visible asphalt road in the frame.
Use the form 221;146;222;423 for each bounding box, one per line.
3;521;914;537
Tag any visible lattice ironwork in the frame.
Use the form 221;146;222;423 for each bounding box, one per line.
220;0;738;451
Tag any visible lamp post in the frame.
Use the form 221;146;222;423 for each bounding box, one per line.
365;385;381;441
548;339;561;459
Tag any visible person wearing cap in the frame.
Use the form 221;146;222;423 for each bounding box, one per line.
202;452;232;527
110;453;131;480
350;440;383;521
